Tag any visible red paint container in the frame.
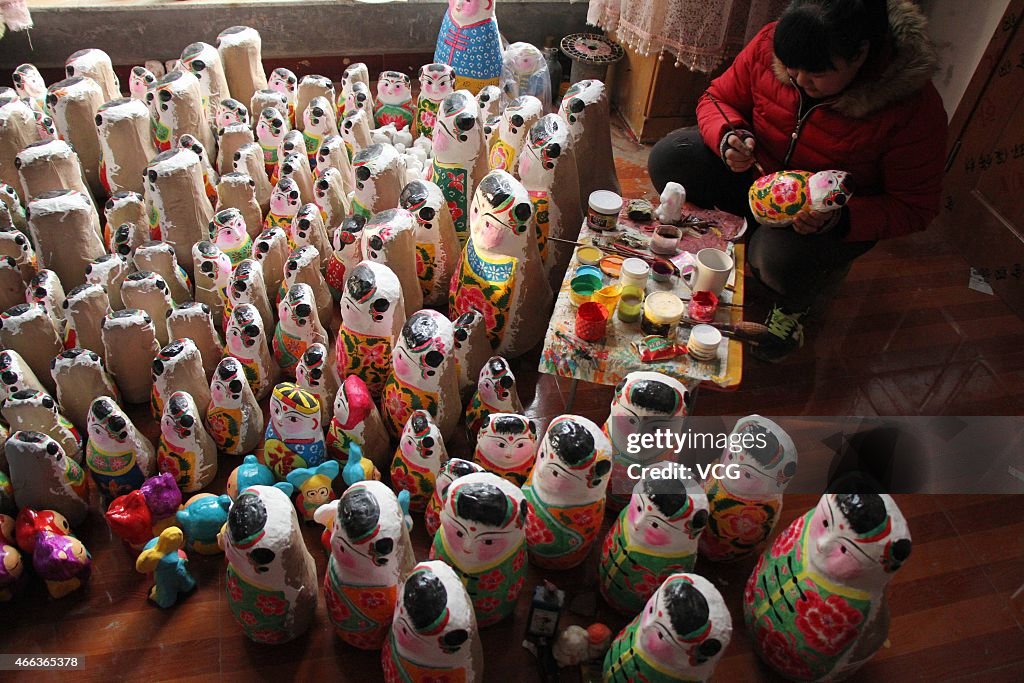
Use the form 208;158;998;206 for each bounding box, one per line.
688;290;719;322
575;302;609;341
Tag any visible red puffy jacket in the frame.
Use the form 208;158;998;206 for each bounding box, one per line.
697;3;947;242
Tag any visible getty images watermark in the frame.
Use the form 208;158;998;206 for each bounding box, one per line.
623;428;769;482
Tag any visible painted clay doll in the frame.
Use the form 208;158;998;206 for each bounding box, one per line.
251;89;290;134
290;203;333;263
267;67;298;124
295;342;339;427
13;63;48;112
326;214;366;297
0;349;47;404
212;207;254;265
167;302;224;381
45;77;104;197
449;169;552;357
51;349;119;435
603;371;689;511
228;258;274;332
31;523;92;599
95;97;156;196
473;413;537;486
745;491;912;682
749;169;853;227
341;108;374;161
303;97;337;169
450;310;490;402
382;560;484;683
152;339;212;421
256;107;290;184
128;65;156;102
0;225;35;281
252;227;289;303
434;0;502;93
264;176;302;232
26;269;66;337
6;431;89;526
416;64;456;139
0;303;63;395
65;48;121;102
85;253;131;311
207;355;264;456
0;98;40;205
216;98;250;128
316;135;356;199
233;142;273;212
181;42;231;120
487;95;543;173
425;458;484;538
316;480;415;649
157;391;217;493
177;132;220;205
374;71;415;131
14;508;72;553
135;526;197;608
335;261;406;399
339;63;370;118
362;208;423;316
258;382;326;480
345;82;376;131
326;373;392;474
390;410;449;512
522;415;612;570
220;485;318;644
382;309;461;440
101;308;160;405
104;472;182;551
279;146;316;207
85;396;156;502
216;171;263;238
0;182;27;237
224;303;278;401
227;454;276;499
121;271;174;346
559;79;621;207
476;85;501;120
133;242;192;305
343;441;382;487
273;283;328;376
604;573;732;682
28;190;104;291
431;471;527;627
144;149;215;276
286;460;340;522
700;415;798;563
400;179;460;307
217;26;269;118
351;143;403;219
2;389;82;465
465;356;524;436
150;71;215;156
176;493;232;555
500;43;552;110
295;75;335;134
283;245;333;327
428;90;487;245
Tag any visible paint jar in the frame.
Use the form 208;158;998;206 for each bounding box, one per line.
576;302;609;341
650;225;682;255
641;291;684;337
574;265;603;280
617;285;644;323
570;273;602;306
593;284;622;315
688;324;723;360
651;260;674;282
619;258;650;290
688;290;719;322
576;245;602;266
587;190;622;232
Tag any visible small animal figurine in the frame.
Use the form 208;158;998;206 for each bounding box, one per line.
382;310;461;440
176;493;232;554
654;182;686;225
476;85;501;120
212;207;254;265
220;485;318;644
428;90;487;245
258;382;326;480
0;349;47;404
228;258;274;333
500;43;552;109
416;64;456;139
224;303;278;401
700;415;798;562
264;176;302;232
167;302;224;381
85;396;156;502
487;95;544;173
604;573;732;682
390;410;449;512
382;560;484;683
342;442;382;487
335;261;406;400
252;226;290;300
351;143;404;220
102;308;160;405
326;373;392;474
449;170;552;357
286;460;340;522
295;342;339;426
135;526;197;608
749;170;852;227
86;253;131;310
157;391;218;493
283;246;333;327
473;414;538;486
400;179;460;307
273;283;328;376
451;310;491;403
32;525;92;599
375;71;416;131
152;339;212;421
51;347;120;435
326;214;366;297
522;415;612;569
104;472;183;550
465;356;524;436
362;208;422;316
434;0;502;93
424;458;485;538
6;430;89;527
430;471;528;627
2;389;82;465
227;454;276;499
599;470;709;615
316;480;415;650
559;79;621;207
256;106;291;184
744;491;912;682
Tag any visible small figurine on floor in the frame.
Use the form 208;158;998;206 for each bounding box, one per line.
286;461;341;523
326;374;392;474
273;283;328;376
472;413;537;486
465;356;523;436
104;473;183;551
176;493;233;555
425;458;484;538
654;182;686;225
31;524;92;599
375;71;416;131
390;410;449;513
258;382;325;480
416;64;456;139
157;391;218;493
206;356;265;456
85;396;156;502
227;454;277;500
135;526;197;608
5;430;90;527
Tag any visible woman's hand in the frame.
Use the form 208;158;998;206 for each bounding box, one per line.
792;208;838;234
722;133;757;173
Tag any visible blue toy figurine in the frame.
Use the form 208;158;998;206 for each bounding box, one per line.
341;442;380;487
226;454;277;500
434;0;503;94
176;494;233;555
286;460;341;522
135;526;196;608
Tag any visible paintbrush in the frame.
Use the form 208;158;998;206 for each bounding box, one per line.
706;94;766;176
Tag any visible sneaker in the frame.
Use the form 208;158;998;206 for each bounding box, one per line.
752;305;806;363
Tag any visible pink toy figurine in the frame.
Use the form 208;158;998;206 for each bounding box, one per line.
265;176;302;231
212;207;253;265
749;169;852;227
416;64;456;139
424;458;484;538
375;71;416;131
85;396;156;502
465;356;523;436
472;413;537;486
434;0;502;94
390;410;449;513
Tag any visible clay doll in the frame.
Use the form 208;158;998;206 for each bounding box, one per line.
340;63;370;118
0;535;24;601
206;355;264;456
316;134;356;197
268;67;298;124
102;308;160;405
28;190;104;290
315;480;415;649
654;182;686;225
604;573;732;682
283;246;333;327
340;108;374;160
224;303;277;401
749;170;852;227
352;143;403;219
121;271;175;346
286;460;341;523
145;148;215;276
13;63;47;112
152;339;212;421
343;442;382;487
150;71;215;154
430;471;528;627
51;348;120;434
290;203;333;262
216;98;250;128
303;96;337;169
335;261;405;398
167;301;224;381
84;396;156;501
487;95;543;173
217;124;256;177
451;310;491;402
66;48;121;102
212;207;254;265
295;75;335;132
129;65;157;102
180;42;231;120
745;491;912;681
476;85;501;120
450;170;552;357
176;493;233;555
374;71;415;131
264;176;302;232
31;521;92;599
416;63;456;140
45;76;104;196
135;526;197;608
0;349;47;404
228;258;274;333
425;458;485;538
156;391;215;493
2;389;82;464
345;82;376;131
227;454;276;500
326;214;366;297
5;431;89;526
251;89;290;132
0;225;35;281
133;242;192;305
274;283;328;376
177;133;220;205
559;79;621;206
279;146;316;206
362;208;423;316
220;484;318;644
258;382;326;480
104;472;183;551
522;415;612;569
382;560;484;682
252;227;290;300
256;107;291;184
326;373;392;474
700;415;798;562
314;169;351;243
216;171;263;237
95;97;156;195
295;342;339;427
428;90;488;245
217;26;269;110
85;253;131;310
500;43;552;110
382;309;460;440
465;356;524;436
400;179;460;307
0;303;63;395
233;142;273;212
27;269;66;336
434;0;502;93
390;409;449;512
473;413;538;486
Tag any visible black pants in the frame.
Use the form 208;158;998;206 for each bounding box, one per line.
648;127;875;311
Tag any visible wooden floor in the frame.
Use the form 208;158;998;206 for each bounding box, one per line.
5;124;1024;682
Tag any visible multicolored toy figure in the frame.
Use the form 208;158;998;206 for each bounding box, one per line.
342;442;382;487
500;43;552;109
430;471;527;627
176;493;232;555
302;96;336;168
522;415;612;570
212;207;253;265
599;470;709;615
286;461;340;522
227;454;277;500
257;382;325;480
473;413;537;486
30;519;92;599
85;396;156;502
326;373;392;474
352;143;403;220
428;90;486;245
224;303;278;401
264;176;302;231
316;480;415;649
220;485;318;644
400;179;460;307
487;95;543;173
382;560;484;682
390;410;448;512
604;573;732;682
749;170;852;227
424;458;485;538
465;356;523;436
206;355;265;456
157;391;217;493
273;283;328;376
744;491;912;682
104;472;182;551
256;106;290;183
434;0;502;93
6;430;89;527
295;342;339;426
374;71;415;131
135;526;197;608
416;64;456;139
700;415;798;562
267;67;298;125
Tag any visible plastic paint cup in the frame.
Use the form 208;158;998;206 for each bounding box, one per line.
576;301;609;341
617;285;644;322
593;283;622;315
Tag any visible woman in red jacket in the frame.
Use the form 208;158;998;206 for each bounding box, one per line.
648;0;947;362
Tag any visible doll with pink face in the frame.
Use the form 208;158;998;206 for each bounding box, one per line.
472;413;537;487
256;107;290;183
326;374;391;474
273;283;328;376
268;67;298;125
326;214;366;298
303;97;337;171
744;491;911;682
216;98;250;128
128;66;156;102
427;90;487;245
212;207;253;265
416;64;456;139
257;382;326;481
430;471;527;627
604;573;731;682
465;356;523;437
424;458;484;538
433;0;502;94
400;179;460;308
13;64;48;112
599;471;709;615
390;410;449;513
206;355;263;456
156;391;217;493
375;71;416;131
264;176;302;231
487;95;543;173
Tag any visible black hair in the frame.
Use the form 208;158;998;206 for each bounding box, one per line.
774;0;888;73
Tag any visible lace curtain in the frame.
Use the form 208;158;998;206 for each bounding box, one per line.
587;0;789;73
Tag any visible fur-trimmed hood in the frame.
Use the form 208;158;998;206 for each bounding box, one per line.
771;0;938;118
